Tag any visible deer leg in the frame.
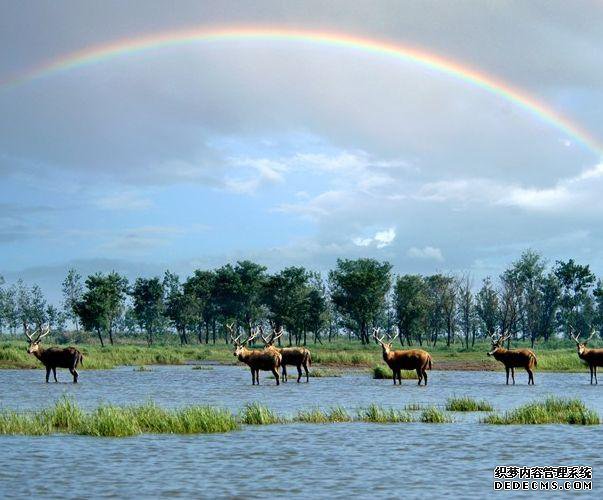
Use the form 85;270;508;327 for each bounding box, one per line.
505;367;509;385
422;368;428;386
511;367;515;385
296;364;302;383
397;370;402;385
416;368;422;385
271;367;280;385
70;367;78;383
250;368;255;385
52;367;58;383
303;362;309;383
281;365;287;382
45;366;51;383
256;369;261;385
526;368;533;385
594;366;598;385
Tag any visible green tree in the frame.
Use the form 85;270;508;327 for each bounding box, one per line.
184;270;218;343
476;277;499;338
62;269;83;332
164;271;197;345
554;259;596;337
329;258;392;344
456;274;475;349
131;277;165;346
393;274;429;346
76;272;129;346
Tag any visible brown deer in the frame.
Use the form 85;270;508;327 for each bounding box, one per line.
487;331;537;385
570;328;603;384
25;324;84;383
373;328;432;385
261;324;311;383
228;323;282;385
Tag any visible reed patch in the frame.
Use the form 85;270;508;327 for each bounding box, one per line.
483;397;599;425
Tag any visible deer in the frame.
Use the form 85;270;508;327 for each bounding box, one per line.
25;324;84;383
373;328;432;385
487;331;537;385
228;323;282;385
570;328;603;384
261;324;312;383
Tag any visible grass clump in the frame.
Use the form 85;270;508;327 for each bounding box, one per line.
296;407;352;423
134;365;152;372
483;397;600;425
239;402;284;425
420;407;452;423
192;365;213;370
445;396;493;412
0;398;240;436
356;404;412;423
372;366;416;380
309;368;343;378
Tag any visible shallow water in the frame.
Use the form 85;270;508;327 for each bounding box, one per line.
0;366;601;499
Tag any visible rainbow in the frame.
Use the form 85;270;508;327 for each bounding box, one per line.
1;26;601;156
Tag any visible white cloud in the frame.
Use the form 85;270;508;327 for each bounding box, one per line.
95;191;153;211
407;246;444;261
353;227;396;249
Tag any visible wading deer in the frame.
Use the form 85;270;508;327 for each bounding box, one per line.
25;324;84;383
228;323;281;385
570;328;603;384
261;325;311;383
373;328;432;385
487;331;537;385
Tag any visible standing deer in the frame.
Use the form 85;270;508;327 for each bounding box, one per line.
570;328;603;384
228;323;281;385
487;331;537;385
373;328;432;385
25;324;84;383
261;324;312;383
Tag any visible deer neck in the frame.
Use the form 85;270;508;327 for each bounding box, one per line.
493;348;508;360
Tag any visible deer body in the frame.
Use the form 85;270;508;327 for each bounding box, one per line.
229;324;281;385
487;334;536;385
278;347;312;383
373;328;432;385
571;329;603;384
25;325;83;383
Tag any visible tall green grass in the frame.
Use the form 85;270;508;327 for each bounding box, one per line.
239;402;284;425
420;407;453;423
483;397;600;425
0;397;240;436
356;404;413;423
296;407;352;423
445;396;493;412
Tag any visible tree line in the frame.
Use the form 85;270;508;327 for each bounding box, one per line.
0;250;602;347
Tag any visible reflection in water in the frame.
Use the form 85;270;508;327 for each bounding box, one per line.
0;366;601;499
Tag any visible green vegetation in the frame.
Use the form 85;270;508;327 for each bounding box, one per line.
420;407;452;423
133;365;152;372
308;368;343;378
0;398;239;436
445;396;494;412
239;402;284;425
483;397;600;425
356;404;412;423
296;407;352;423
0;339;593;372
372;365;417;379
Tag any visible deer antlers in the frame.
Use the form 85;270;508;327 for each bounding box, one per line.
569;326;597;345
24;323;50;343
227;322;261;346
260;322;283;346
372;327;399;345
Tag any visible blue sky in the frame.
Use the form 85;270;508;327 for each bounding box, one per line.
1;1;602;303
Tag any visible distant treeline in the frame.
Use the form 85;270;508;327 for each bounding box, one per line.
0;250;602;347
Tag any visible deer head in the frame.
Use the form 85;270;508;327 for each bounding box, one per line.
228;323;258;357
570;327;597;356
372;327;398;355
487;331;510;356
25;324;50;355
